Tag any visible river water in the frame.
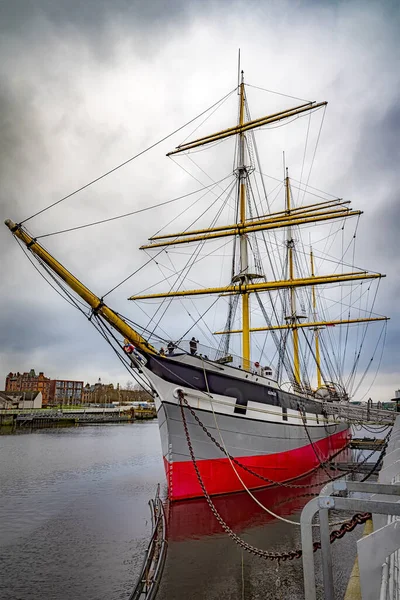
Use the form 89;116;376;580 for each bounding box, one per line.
0;422;374;600
0;423;164;600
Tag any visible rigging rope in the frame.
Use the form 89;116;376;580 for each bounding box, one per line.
178;389;391;545
19;87;238;225
143;179;236;338
297;112;312;205
245;83;311;103
35;177;232;239
300;105;327;206
101;177;233;299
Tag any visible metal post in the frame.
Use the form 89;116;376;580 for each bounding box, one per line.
301;497;320;600
319;505;335;600
300;476;400;600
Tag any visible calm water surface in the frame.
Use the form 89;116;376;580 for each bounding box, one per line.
1;422;378;600
0;423;164;600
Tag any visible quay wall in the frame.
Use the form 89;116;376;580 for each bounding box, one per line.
0;408;157;431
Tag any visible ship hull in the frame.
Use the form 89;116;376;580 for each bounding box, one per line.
160;400;348;500
144;359;350;501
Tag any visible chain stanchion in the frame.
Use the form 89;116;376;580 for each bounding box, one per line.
179;391;388;491
178;390;371;562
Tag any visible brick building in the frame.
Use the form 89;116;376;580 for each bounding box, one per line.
49;379;84;405
6;370;51;405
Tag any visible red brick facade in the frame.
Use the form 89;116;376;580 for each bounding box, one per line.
6;370;51;406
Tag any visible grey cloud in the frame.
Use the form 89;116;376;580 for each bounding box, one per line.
0;0;189;34
1;0;399;399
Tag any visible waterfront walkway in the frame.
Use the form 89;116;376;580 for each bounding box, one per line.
0;407;156;429
301;415;400;599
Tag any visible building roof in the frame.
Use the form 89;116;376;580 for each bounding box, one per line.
0;390;41;401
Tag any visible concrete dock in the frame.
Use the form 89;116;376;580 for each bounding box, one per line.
0;407;157;430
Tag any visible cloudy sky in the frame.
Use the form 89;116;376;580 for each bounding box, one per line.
1;0;399;398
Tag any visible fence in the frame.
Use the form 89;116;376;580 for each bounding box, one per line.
300;415;400;599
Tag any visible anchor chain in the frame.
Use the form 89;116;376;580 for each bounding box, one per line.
179;391;385;490
178;390;372;561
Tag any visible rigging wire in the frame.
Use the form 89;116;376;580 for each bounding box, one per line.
183;154;237;214
11;77;388;403
343;225;363;386
35;177;232;239
14;237;90;313
151;173;234;239
300;105;327;206
244;99;289;377
144;180;236;339
156;253;218;347
297;112;312;205
257;110;323;131
91;315;154;393
179;86;236;147
255;169;339;202
134;239;233;298
352;321;387;398
16;236;154;394
102;177;235;299
176;297;222;344
245;83;311;103
218;156;240;358
20;86;238;225
168;154;235;204
345;280;381;393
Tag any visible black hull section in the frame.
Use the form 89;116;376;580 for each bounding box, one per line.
146;354;327;417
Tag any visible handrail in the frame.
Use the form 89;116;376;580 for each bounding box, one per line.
129;485;168;600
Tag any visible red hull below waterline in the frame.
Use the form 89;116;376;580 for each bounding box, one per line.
164;428;350;501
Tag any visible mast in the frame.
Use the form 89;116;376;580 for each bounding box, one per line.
4;219;157;356
285;169;300;387
125;86;387;379
4;80;390;392
310;248;322;389
238;71;250;370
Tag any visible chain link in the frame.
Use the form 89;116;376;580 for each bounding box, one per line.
180;392;386;490
178;390;373;561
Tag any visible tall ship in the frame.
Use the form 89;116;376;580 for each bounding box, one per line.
5;72;388;501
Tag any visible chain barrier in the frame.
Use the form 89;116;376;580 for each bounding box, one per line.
179;392;387;491
178;391;372;562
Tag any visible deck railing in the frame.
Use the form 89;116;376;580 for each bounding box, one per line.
129;485;167;600
300;415;400;599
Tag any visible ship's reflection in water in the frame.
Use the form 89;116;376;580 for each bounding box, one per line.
168;471;325;541
158;462;357;600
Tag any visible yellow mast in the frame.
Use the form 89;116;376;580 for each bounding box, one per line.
120;84;386;379
140;206;361;249
3;83;389;386
129;271;384;300
167;101;327;155
213;316;389;334
285;169;300;387
310;249;322;388
148;198;351;240
4;219;157;356
238;71;251;370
